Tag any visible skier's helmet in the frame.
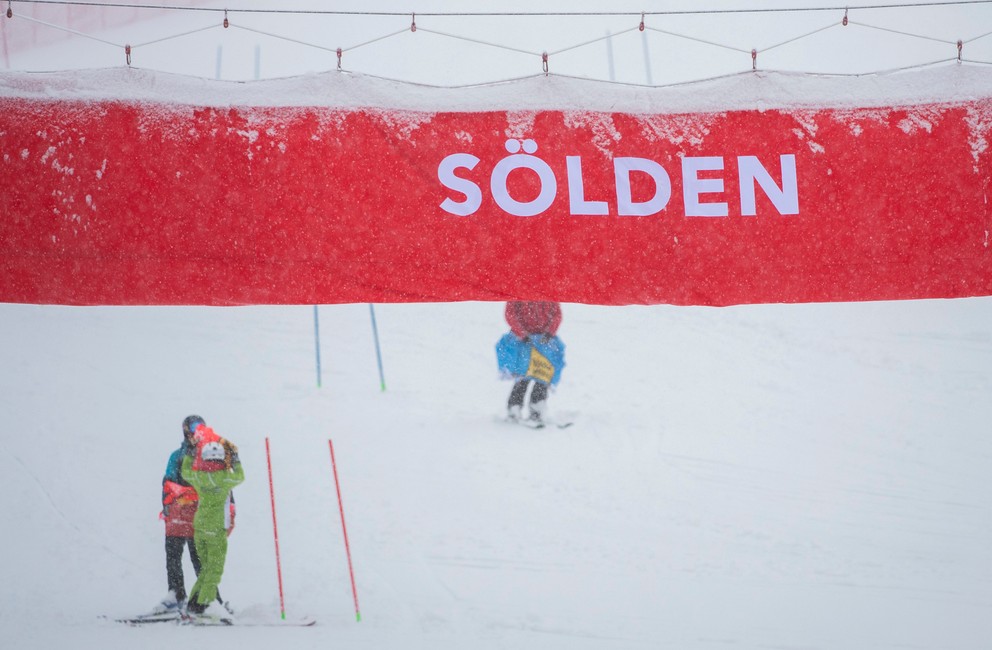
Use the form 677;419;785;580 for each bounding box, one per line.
182;415;205;439
201;441;226;463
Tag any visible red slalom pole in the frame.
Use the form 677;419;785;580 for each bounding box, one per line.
265;437;287;620
329;439;361;622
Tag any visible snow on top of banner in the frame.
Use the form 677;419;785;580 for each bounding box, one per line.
3;63;992;306
2;64;992;114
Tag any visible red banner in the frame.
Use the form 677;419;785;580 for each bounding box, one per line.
1;78;991;305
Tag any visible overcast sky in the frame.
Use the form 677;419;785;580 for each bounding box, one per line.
6;0;992;85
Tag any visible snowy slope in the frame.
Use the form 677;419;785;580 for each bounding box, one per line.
1;299;990;649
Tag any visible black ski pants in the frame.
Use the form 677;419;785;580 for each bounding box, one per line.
508;378;548;409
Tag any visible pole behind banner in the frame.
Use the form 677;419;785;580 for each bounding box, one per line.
329;439;361;622
314;305;322;388
369;304;386;391
265;437;287;620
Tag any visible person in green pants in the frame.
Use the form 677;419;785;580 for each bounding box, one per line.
181;424;245;616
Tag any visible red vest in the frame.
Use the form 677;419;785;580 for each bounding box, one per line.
161;479;198;537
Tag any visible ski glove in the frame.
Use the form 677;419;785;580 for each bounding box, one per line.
223;440;240;470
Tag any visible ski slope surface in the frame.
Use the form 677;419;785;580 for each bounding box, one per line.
1;299;990;649
3;2;992;647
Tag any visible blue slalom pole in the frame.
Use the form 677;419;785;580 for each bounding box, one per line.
369;304;386;391
314;305;322;388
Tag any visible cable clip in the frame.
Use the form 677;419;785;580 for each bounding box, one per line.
6;1;11;19
842;8;848;27
958;39;963;61
751;48;757;71
411;13;416;32
639;12;645;32
542;51;549;75
337;47;343;70
223;10;229;29
125;44;132;66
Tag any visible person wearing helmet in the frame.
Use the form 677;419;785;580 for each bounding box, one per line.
501;301;564;426
154;415;235;615
181;422;245;617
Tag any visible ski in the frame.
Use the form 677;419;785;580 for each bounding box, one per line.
182;614;234;626
238;618;316;627
104;613;181;625
497;415;574;430
105;614;315;627
183;616;316;627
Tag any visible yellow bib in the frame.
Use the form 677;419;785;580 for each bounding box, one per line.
526;347;555;383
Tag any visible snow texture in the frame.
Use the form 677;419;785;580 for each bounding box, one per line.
6;65;992;168
1;300;990;649
4;64;992;114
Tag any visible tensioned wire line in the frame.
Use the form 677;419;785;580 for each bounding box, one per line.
8;9;978;70
9;0;992;17
415;26;542;58
6;0;985;76
8;11;219;47
965;28;992;41
847;20;961;42
9;13;122;46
